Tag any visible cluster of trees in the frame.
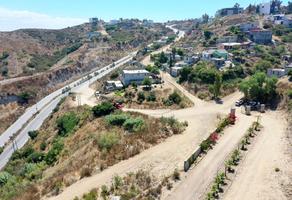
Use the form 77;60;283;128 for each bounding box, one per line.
239;72;278;102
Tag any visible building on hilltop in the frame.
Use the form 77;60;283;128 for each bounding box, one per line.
249;29;272;44
216;7;243;17
259;2;271;15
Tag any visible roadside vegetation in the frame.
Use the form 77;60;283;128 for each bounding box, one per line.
0;98;187;200
206;119;262;200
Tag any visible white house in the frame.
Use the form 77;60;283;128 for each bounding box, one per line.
121;69;150;86
170;67;183;77
259;2;271;15
104;81;123;92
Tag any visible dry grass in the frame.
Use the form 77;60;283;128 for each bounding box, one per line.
11;98;187;197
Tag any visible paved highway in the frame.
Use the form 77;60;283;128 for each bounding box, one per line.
0;52;136;169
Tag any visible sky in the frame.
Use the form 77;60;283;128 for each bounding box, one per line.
0;0;289;31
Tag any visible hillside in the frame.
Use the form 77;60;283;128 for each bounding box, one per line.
0;98;187;200
0;20;172;135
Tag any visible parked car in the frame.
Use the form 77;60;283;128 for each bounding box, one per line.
235;99;244;107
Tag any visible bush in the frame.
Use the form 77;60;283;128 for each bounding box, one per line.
27;151;45;163
92;102;115;117
172;169;180;181
287;89;292;99
137;92;145;103
0;172;12;186
56;112;80;137
97;132;120;151
123;118;145;132
20;163;45;180
40;142;47;151
105;114;130;126
82;189;98;200
200;139;212;152
147;92;156;102
0;147;3;155
11;146;35;161
45;139;64;165
168;91;182;105
28;130;39;140
80;166;93;178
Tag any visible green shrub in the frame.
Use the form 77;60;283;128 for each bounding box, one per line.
200;139;212;152
105;114;130;126
45;139;64;165
11;146;35;161
168;91;182;105
0;147;3;155
97;132;120;151
20;163;45;180
137;92;145;102
287;89;292;99
123;118;145;132
40;142;47;151
28;130;39;140
0;172;12;186
147;92;156;102
27;151;45;163
82;189;98;200
92;102;115;117
56;112;79;137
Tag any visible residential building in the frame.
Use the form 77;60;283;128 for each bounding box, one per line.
283;15;292;28
121;69;150;86
170;67;183;77
249;29;272;44
238;22;259;32
218;42;251;50
89;18;99;24
211;58;225;68
184;54;199;65
87;32;101;40
285;63;292;74
217;35;238;44
104;81;123;92
259;2;271;15
216;7;244;17
202;49;228;61
267;68;286;78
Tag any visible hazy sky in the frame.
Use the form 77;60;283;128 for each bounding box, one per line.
0;0;289;31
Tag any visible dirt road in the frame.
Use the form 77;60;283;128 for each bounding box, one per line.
223;111;291;200
162;112;256;200
45;76;243;200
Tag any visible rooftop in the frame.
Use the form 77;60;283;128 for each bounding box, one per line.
122;69;149;74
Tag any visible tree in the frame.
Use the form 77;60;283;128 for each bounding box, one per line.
142;77;152;89
204;30;213;40
287;1;292;14
179;67;192;83
271;0;282;14
213;73;222;99
286;70;292;81
92;102;115;117
202;13;209;24
234;3;240;9
239;72;278;102
28;130;39;140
